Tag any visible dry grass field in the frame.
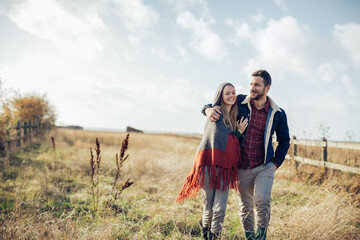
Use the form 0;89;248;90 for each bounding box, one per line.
286;142;360;167
0;128;359;239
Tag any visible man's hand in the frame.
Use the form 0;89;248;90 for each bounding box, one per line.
205;107;221;122
272;161;278;170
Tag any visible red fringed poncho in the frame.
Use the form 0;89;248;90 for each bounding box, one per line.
176;115;241;202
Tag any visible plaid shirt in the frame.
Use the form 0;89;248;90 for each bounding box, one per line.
239;98;270;169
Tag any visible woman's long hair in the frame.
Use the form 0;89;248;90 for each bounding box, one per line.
220;84;238;132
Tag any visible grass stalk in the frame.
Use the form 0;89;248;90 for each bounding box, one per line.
107;134;134;207
90;137;101;213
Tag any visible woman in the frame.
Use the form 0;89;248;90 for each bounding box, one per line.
176;83;248;239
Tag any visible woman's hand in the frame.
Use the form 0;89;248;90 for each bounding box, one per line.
237;117;248;134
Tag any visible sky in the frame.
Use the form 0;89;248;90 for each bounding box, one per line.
0;0;359;141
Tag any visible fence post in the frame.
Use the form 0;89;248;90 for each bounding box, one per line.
23;122;27;146
0;133;4;157
35;116;39;137
322;137;327;162
6;130;10;155
28;121;32;144
17;121;21;148
293;136;297;156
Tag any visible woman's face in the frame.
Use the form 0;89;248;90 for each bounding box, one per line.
222;85;236;106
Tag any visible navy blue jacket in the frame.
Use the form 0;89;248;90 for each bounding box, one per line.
203;94;290;168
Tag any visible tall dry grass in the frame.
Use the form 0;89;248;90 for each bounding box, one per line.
0;128;359;239
286;141;360;167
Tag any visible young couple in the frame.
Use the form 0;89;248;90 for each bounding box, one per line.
177;70;290;240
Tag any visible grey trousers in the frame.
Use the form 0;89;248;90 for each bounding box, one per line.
201;166;229;233
236;162;276;232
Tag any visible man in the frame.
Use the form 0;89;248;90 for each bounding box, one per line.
203;70;290;240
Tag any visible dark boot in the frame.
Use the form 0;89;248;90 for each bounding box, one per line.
245;231;255;240
209;231;220;240
255;227;267;240
199;220;210;240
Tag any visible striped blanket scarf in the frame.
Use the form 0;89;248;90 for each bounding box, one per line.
176;114;240;202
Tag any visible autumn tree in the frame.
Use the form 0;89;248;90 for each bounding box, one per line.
1;79;56;129
9;93;56;126
0;80;56;154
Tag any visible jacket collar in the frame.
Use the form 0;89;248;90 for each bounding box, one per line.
241;95;281;112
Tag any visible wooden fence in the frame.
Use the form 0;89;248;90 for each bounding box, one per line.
285;137;360;174
0;117;51;157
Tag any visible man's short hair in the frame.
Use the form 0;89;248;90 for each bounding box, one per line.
252;70;271;86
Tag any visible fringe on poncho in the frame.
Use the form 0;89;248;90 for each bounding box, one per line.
176;115;241;202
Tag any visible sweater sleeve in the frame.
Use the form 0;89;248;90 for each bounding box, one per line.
201;104;212;115
232;130;242;140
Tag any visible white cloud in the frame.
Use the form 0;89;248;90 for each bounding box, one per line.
272;0;287;11
251;9;264;24
175;44;191;62
235;84;248;95
114;0;159;33
165;0;214;23
0;54;103;126
317;62;336;83
89;76;208;133
333;22;360;68
226;16;360;105
252;17;313;75
9;0;104;60
0;1;10;15
0;54;71;92
177;11;227;60
120;35;143;62
94;76;206;115
128;35;141;47
227;16;316;78
151;48;173;61
342;74;359;97
162;78;197;108
225;19;251;46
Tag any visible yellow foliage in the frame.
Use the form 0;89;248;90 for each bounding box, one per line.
1;92;56;130
11;93;56;125
1;79;55;132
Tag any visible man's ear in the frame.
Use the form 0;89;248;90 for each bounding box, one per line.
265;85;271;94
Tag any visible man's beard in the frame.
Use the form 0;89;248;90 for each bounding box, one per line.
250;89;265;100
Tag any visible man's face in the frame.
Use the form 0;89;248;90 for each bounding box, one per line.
249;76;270;101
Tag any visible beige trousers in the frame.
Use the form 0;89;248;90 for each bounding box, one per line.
236;162;276;231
